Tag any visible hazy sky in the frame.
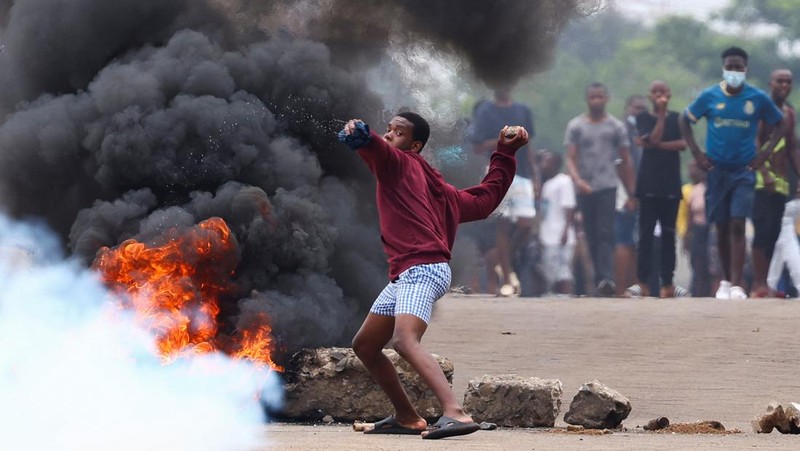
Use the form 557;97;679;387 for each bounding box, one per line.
614;0;730;21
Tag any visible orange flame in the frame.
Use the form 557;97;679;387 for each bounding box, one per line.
231;313;282;371
93;217;280;370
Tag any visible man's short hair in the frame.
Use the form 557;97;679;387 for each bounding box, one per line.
586;82;608;95
397;111;430;149
722;46;748;64
771;68;793;79
625;94;646;107
540;149;562;168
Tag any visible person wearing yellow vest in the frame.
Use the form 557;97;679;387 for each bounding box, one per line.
751;69;799;297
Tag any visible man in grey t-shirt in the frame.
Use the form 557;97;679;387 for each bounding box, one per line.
565;82;636;296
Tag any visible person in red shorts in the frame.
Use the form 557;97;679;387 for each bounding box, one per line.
339;112;528;439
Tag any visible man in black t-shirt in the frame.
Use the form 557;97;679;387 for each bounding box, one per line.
625;80;688;297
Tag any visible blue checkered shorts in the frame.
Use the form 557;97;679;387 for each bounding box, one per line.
370;263;452;324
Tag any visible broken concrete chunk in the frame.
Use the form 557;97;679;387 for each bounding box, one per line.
564;380;631;429
462;374;563;427
753;401;800;434
282;347;452;422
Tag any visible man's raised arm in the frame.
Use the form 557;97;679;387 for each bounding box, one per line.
458;127;529;223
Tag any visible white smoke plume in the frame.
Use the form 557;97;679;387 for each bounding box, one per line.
0;214;280;450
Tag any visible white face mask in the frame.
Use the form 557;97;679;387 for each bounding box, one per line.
723;69;746;88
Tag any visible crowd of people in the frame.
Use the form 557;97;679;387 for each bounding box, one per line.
338;45;799;440
465;46;800;300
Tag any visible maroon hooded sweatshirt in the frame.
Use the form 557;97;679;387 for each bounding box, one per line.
356;131;517;280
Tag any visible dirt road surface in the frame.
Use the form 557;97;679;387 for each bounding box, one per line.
260;294;800;450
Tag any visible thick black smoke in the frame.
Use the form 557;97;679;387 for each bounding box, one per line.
284;0;603;88
0;0;594;361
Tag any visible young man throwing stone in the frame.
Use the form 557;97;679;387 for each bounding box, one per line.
339;112;528;439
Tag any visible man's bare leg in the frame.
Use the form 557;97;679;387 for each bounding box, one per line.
555;279;573;295
497;217;533;295
512;218;533;257
352;313;427;431
751;246;770;295
495;218;514;290
483;248;500;295
390;313;473;438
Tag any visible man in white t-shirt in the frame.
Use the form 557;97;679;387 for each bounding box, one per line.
539;150;577;295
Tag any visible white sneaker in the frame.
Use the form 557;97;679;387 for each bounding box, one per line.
499;284;516;297
729;286;748;299
715;280;732;299
674;286;690;298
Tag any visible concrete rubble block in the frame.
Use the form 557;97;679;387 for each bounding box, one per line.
753;401;800;434
787;402;800;430
462;374;563;427
563;380;631;429
752;401;787;434
281;347;452;422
